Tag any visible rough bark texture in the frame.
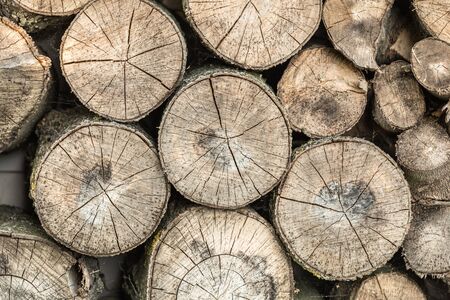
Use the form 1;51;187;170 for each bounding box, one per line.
0;206;103;299
30;110;170;256
183;0;322;70
403;205;450;279
372;60;426;133
413;0;450;44
277;46;368;138
60;0;187;122
159;67;291;209
0;17;52;153
396;119;450;205
411;38;450;99
125;206;294;300
274;137;411;280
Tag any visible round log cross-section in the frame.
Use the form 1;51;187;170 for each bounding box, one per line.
274;137;411;280
159;68;291;208
132;207;293;300
5;0;90;15
30;117;170;256
61;0;187;122
413;0;450;44
277;47;368;138
372;60;426;133
411;38;450;99
0;17;52;153
183;0;322;70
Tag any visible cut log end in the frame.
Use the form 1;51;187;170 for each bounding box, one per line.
136;207;294;300
372;60;426;133
411;38;450;99
11;0;90;16
61;0;187;122
183;0;322;70
413;0;450;44
278;47;368;138
0;17;52;153
30;116;170;256
274;137;411;280
159;68;291;209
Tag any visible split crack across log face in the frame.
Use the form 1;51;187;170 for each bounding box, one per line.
14;0;91;16
413;0;450;44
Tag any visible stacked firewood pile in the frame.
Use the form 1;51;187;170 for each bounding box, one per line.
0;0;449;299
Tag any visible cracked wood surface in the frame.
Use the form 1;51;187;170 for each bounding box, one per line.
30;115;170;256
142;207;293;300
11;0;90;15
60;0;187;122
396;119;450;205
277;47;368;138
274;137;411;280
413;0;450;44
323;0;394;70
159;68;291;208
183;0;321;70
411;38;450;99
372;60;426;133
0;17;52;153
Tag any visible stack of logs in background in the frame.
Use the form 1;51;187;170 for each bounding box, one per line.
0;0;449;299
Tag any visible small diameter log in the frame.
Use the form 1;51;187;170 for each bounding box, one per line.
183;0;322;70
396;119;450;205
372;60;426;133
0;206;103;299
0;0;90;32
274;137;411;280
126;206;294;300
0;17;52;153
60;0;187;122
411;38;450;99
159;68;291;208
30;111;170;256
403;206;450;280
277;47;368;138
413;0;450;44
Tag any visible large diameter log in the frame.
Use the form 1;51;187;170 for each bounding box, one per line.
396;119;450;205
0;17;52;153
277;47;368;138
372;60;426;133
413;0;450;44
0;206;103;298
159;68;291;208
30;110;170;256
274;137;411;280
183;0;321;70
125;206;294;300
411;38;450;99
403;206;450;280
0;0;90;32
60;0;187;122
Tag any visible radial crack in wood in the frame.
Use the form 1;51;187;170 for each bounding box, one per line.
30;111;170;256
274;137;411;280
60;0;187;122
159;68;291;208
413;0;450;44
278;47;368;138
183;0;321;70
0;17;52;153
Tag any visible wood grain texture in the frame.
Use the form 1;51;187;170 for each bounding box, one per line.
323;0;394;70
274;137;411;280
11;0;90;15
183;0;321;70
159;68;291;208
277;47;368;138
396;119;450;205
403;206;450;280
30;113;170;256
372;60;426;133
413;0;450;44
411;38;450;99
0;17;52;153
131;206;294;300
60;0;187;122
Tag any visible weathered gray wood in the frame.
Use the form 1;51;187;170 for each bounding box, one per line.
413;0;450;44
